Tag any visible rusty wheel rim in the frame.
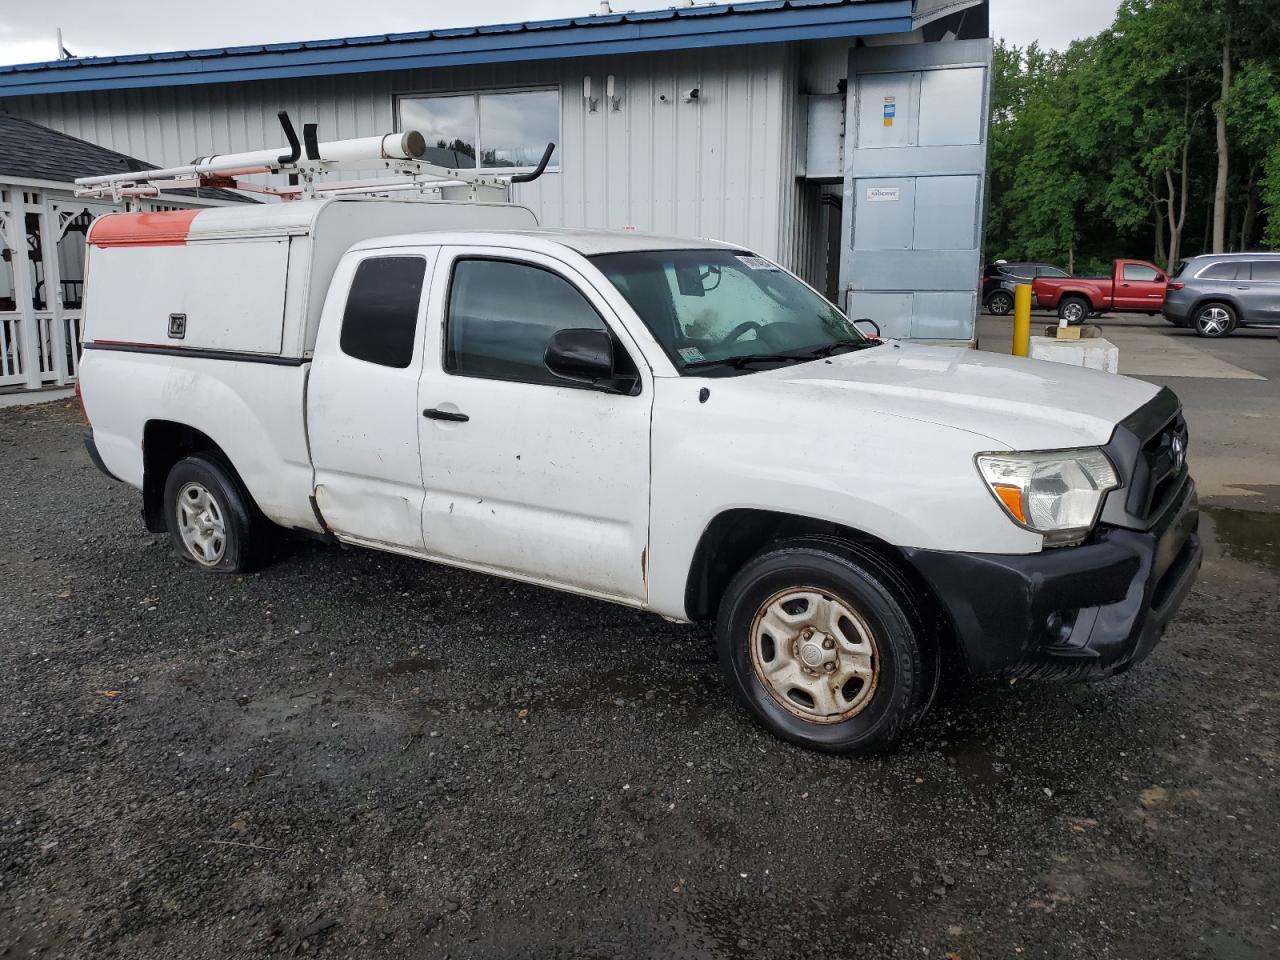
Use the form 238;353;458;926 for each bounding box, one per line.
748;587;879;724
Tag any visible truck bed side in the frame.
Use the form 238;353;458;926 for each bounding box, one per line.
1031;275;1113;310
80;350;320;532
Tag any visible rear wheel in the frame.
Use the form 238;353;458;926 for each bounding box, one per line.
987;290;1014;316
164;454;272;573
1058;296;1090;325
1193;302;1237;338
716;540;938;755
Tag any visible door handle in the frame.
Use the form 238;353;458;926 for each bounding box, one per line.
423;408;469;422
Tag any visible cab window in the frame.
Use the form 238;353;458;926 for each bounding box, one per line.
445;258;627;388
340;256;426;368
1122;263;1161;282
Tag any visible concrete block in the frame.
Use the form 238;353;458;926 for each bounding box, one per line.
1028;335;1118;374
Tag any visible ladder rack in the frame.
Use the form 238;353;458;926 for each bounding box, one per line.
74;111;554;206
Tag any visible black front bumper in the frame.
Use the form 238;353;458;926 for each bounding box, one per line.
905;477;1202;680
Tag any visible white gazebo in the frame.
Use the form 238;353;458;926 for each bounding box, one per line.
0;116;249;391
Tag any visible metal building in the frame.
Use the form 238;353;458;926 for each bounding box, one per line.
0;0;992;343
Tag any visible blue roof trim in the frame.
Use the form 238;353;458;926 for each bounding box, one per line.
0;0;913;97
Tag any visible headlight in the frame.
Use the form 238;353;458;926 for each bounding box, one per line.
976;448;1119;547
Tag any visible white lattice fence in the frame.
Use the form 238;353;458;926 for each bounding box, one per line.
0;313;23;386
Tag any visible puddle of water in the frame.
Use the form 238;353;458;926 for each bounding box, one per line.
1202;507;1280;574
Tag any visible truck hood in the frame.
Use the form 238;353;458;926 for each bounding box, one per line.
744;341;1159;450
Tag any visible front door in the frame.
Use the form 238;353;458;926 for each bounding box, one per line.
307;248;436;553
416;248;652;604
1115;261;1166;311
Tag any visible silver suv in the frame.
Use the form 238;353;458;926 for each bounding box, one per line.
1164;252;1280;337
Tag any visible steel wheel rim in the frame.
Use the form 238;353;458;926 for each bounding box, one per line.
749;587;880;724
1198;307;1229;335
1063;302;1085;322
176;481;227;566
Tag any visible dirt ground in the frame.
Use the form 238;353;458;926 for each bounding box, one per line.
1;399;1277;959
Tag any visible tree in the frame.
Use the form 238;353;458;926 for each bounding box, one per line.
1180;0;1280;250
986;0;1280;272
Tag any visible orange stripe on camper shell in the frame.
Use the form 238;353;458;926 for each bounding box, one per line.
88;209;201;248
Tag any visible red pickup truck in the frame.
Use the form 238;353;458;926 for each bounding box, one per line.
1032;259;1169;323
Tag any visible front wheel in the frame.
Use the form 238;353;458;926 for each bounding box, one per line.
987;290;1014;316
1194;302;1237;338
1057;297;1090;325
716;540;938;755
164;454;272;573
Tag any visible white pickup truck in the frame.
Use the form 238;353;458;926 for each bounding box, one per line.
78;194;1202;755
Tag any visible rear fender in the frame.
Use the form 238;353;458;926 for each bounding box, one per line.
80;350;319;532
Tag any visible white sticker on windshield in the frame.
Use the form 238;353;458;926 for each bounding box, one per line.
735;255;779;271
678;346;706;363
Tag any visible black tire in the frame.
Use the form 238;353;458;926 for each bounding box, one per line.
1193;301;1237;338
987;290;1014;316
715;539;938;756
1057;296;1090;325
163;453;272;573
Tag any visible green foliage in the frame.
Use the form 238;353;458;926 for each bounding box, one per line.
987;0;1280;268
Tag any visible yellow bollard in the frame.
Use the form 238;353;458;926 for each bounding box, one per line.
1012;283;1032;357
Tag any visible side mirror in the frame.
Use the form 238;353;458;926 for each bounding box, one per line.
852;317;881;339
544;328;616;386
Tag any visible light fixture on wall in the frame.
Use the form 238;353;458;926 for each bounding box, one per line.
606;75;621;111
682;87;700;103
584;76;598;113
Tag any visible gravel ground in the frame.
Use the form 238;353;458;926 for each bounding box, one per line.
2;400;1278;959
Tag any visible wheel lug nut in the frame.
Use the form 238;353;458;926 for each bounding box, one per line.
824;662;836;672
822;637;835;649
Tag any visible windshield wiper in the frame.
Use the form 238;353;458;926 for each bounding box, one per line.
802;340;882;359
682;352;812;370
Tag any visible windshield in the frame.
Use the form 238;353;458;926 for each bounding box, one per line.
591;249;874;375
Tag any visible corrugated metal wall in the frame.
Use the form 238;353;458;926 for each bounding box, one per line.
5;43;827;273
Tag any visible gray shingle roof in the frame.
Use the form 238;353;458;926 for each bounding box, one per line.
0;115;251;202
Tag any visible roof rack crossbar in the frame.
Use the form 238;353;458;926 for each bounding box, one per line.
73;112;555;205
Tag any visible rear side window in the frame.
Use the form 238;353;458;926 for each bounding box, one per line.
1122;263;1160;281
1036;265;1068;278
1251;261;1280;281
340;257;426;368
446;258;607;386
1199;261;1242;281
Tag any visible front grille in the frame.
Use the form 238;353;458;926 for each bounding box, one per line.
1133;412;1189;522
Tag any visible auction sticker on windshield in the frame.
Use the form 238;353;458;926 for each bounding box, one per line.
736;256;779;271
678;346;706;363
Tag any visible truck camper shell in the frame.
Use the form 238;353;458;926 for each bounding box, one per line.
85;198;538;359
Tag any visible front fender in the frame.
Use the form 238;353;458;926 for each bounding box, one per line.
644;378;1042;620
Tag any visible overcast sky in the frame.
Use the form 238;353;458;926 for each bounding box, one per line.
0;1;1121;66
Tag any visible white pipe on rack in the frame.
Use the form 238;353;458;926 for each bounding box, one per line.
75;131;427;187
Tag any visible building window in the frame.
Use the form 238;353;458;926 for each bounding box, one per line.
340;257;426;368
398;89;559;171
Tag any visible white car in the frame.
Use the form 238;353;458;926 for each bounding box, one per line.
79;196;1202;755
